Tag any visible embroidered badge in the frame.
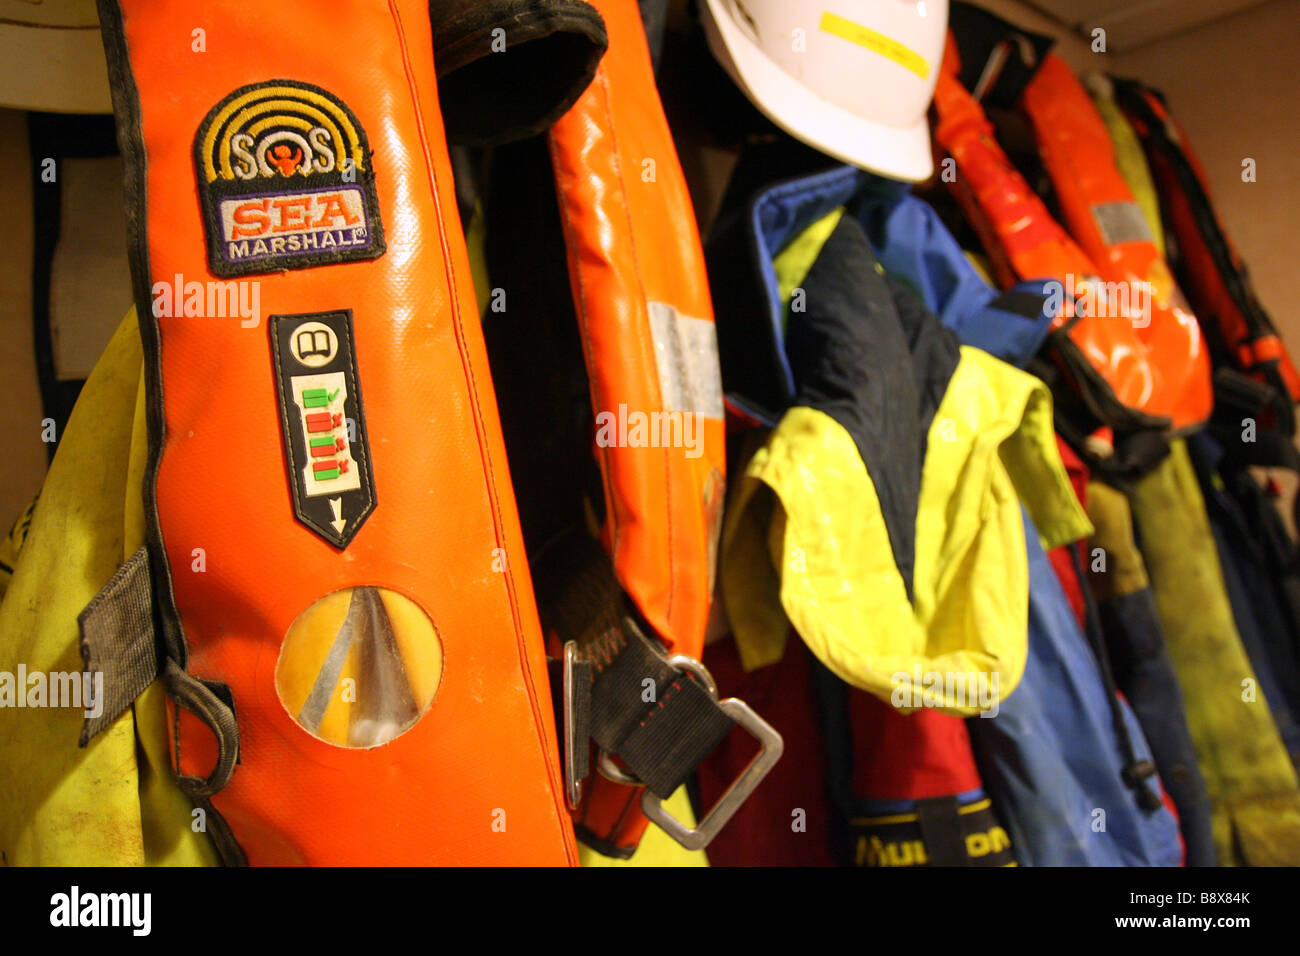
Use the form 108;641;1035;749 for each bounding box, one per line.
195;80;385;277
271;310;376;548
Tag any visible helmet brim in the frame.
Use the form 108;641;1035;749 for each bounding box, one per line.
701;0;934;183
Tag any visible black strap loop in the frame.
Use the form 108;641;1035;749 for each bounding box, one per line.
533;525;737;800
162;658;239;800
588;621;736;799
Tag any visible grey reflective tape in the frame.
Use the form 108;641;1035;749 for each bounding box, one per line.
1091;201;1153;247
297;586;365;733
647;302;724;419
348;586;418;748
77;546;159;745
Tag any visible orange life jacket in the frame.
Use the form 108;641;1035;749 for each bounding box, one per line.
1018;54;1213;434
1112;77;1300;454
546;0;731;854
98;0;577;865
932;63;1162;435
932;40;1209;435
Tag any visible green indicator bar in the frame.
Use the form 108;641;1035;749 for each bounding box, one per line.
303;388;329;408
309;436;336;448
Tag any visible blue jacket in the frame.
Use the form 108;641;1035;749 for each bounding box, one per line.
707;150;1183;865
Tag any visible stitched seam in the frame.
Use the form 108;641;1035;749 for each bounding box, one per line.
388;0;576;861
637;678;683;726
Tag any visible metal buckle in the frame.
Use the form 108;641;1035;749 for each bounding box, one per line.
562;641;583;809
597;647;784;851
640;689;783;850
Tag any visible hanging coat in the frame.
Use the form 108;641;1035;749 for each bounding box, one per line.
0;312;217;865
705;151;1187;865
968;505;1182;866
1186;434;1300;766
1128;441;1300;865
703;153;1057;865
719;206;1085;710
1085;479;1218;866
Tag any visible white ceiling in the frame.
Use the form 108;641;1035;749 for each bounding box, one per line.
1023;0;1276;51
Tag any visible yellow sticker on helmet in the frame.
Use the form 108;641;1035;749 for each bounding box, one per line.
819;11;930;80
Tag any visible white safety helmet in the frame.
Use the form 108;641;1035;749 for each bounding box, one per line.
700;0;947;182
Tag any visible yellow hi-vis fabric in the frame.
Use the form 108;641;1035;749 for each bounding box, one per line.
578;788;709;868
0;310;218;866
721;346;1091;715
0;498;36;598
776;207;844;328
1129;440;1300;865
1084;481;1151;602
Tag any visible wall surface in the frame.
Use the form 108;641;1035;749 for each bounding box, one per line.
0;109;45;531
1111;0;1300;352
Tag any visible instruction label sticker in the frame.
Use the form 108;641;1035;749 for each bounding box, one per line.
270;310;376;548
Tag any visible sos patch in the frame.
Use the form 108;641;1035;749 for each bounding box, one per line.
195;80;385;277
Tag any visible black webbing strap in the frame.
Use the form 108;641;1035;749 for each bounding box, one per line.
589;624;735;799
1213;365;1276;426
1209;367;1300;472
163;658;240;800
915;796;981;867
989;288;1051;322
1071;426;1172;495
533;525;736;800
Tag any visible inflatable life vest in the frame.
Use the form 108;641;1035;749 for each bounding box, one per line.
932;65;1162;434
549;0;725;697
931;40;1206;437
1087;78;1165;261
540;0;778;856
1017;54;1212;434
1110;76;1300;462
88;0;577;865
